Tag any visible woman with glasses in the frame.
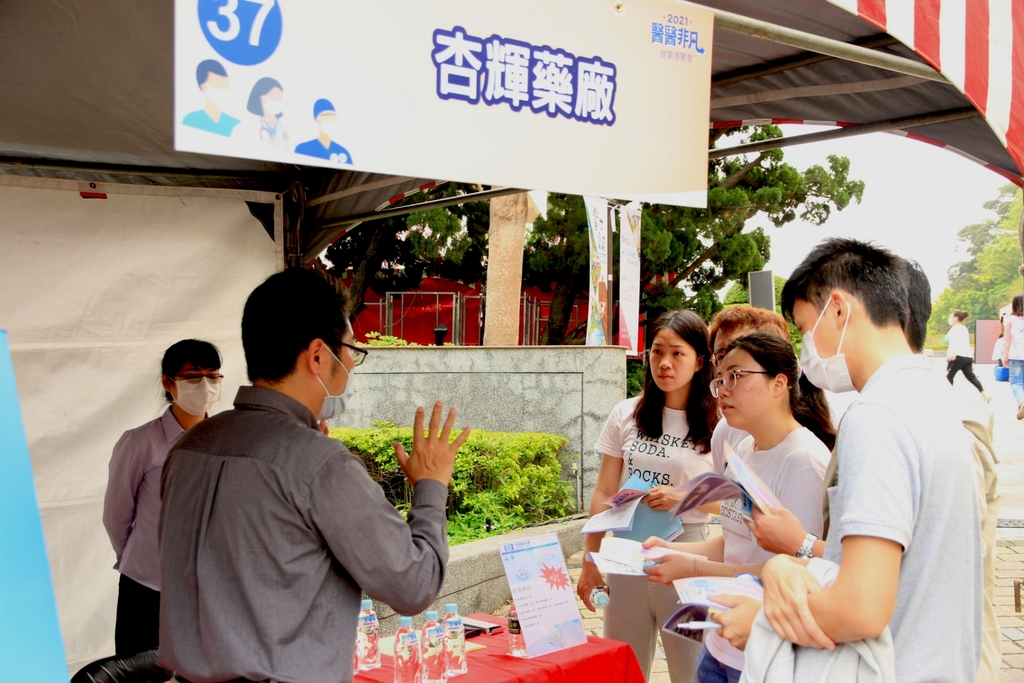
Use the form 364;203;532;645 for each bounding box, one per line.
643;332;834;683
576;310;719;683
102;339;222;657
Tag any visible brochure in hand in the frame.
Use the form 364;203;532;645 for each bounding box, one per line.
662;575;764;643
666;444;782;520
581;474;683;542
585;537;685;576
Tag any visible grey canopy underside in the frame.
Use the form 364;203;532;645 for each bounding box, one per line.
0;0;1017;256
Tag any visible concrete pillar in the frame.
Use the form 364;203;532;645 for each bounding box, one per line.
483;192;530;346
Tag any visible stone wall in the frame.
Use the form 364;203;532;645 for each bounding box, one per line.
330;345;627;511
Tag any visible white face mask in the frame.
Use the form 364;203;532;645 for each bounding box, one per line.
174;377;221;416
315;346;354;422
800;301;856;394
949;315;957;326
204;84;230;109
264;98;284;116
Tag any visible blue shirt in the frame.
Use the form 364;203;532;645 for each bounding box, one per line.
295;137;352;163
182;109;240;137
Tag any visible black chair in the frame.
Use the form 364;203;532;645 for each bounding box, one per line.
70;649;171;683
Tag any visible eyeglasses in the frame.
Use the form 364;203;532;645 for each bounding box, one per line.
340;341;369;367
709;369;771;398
710;350;728;368
174;374;224;385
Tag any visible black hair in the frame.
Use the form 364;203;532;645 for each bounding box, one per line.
952;309;970;322
1014;294;1023;317
725;332;836;451
196;59;227;88
161;339;221;403
634;310;718;452
247;77;283;116
242;268;353;383
781;238;908;330
901;258;931;353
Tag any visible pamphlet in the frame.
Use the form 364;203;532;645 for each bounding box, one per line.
662;575;764;643
583;473;683;542
499;533;587;657
585;537;680;576
667;444;782;519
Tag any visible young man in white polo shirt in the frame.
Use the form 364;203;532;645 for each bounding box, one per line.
714;238;982;683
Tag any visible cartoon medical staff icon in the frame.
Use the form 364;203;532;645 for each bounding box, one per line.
247;77;289;149
294;99;353;164
182;59;241;137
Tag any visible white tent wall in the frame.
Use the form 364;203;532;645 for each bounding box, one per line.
0;178;282;673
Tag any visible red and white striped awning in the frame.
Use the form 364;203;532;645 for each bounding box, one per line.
828;0;1024;176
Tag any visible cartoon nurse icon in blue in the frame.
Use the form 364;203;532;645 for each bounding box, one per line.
294;99;352;164
182;60;240;137
247;77;289;149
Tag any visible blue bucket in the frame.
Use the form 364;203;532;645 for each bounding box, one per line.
995;365;1009;382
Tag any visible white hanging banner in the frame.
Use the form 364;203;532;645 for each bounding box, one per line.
584;196;609;346
174;0;714;206
618;203;642;355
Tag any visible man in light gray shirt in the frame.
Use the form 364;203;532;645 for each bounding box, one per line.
158;269;470;683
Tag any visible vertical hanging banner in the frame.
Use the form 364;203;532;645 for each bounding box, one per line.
0;331;68;683
584;196;610;346
174;0;714;206
618;204;643;355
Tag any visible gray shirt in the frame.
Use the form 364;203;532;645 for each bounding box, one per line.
158;386;449;683
824;354;981;683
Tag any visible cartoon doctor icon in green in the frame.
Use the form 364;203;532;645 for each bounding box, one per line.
182;60;241;137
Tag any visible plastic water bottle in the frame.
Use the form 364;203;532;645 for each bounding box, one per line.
507;603;528;658
357;599;381;670
442;603;467;676
589;585;610;609
421;611;447;683
394;616;422;683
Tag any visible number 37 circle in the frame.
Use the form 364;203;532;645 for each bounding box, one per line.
199;0;283;66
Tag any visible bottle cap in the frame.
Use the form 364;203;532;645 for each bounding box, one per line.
445;603;458;614
361;599;373;610
425;610;438;621
398;616;412;627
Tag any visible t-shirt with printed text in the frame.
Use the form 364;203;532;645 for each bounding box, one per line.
595;396;713;524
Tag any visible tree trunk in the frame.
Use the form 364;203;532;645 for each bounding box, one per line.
543;278;579;345
348;226;391;315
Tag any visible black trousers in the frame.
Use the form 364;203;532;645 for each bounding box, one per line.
114;573;160;657
947;355;985;394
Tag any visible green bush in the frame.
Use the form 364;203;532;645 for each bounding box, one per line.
626;359;646;398
328;422;577;545
362;331;420;346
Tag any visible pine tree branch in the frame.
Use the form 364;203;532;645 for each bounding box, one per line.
718;153;766;191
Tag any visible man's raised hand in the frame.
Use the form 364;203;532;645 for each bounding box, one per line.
393;402;471;487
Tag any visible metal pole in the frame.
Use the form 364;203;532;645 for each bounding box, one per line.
605;204;614;345
708;107;978;160
693;3;947;83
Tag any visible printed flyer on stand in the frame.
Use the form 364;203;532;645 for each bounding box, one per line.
499;533;587;657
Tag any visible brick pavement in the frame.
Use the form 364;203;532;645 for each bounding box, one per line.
561;359;1024;683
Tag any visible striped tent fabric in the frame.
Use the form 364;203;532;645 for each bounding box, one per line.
829;0;1024;177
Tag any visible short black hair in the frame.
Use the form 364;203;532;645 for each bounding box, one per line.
196;59;227;88
247;77;283;116
902;259;931;353
161;339;221;403
242;269;353;383
781;238;908;330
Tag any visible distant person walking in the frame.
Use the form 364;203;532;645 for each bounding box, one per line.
1002;294;1024;419
947;310;990;402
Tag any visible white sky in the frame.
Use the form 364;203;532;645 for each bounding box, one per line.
745;125;1010;300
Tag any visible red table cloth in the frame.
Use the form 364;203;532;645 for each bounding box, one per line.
355;614;644;683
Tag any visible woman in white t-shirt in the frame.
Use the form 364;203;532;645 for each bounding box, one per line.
946;309;989;401
644;332;835;683
1003;294;1024;419
576;310;719;683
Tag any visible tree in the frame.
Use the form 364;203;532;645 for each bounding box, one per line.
928;185;1023;337
324;184;490;315
524;125;864;342
723;276;801;352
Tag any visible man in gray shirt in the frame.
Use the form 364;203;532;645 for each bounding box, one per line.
158;269;470;683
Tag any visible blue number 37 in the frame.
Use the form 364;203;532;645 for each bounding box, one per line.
198;0;283;66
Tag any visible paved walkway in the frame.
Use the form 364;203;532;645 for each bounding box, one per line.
564;359;1024;683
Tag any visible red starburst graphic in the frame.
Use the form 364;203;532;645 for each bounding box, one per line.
540;563;571;591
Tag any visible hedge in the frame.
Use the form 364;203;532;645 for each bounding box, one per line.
328;422;577;545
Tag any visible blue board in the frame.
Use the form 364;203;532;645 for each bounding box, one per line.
0;331;68;681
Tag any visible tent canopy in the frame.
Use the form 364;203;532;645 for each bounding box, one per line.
0;0;1019;260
